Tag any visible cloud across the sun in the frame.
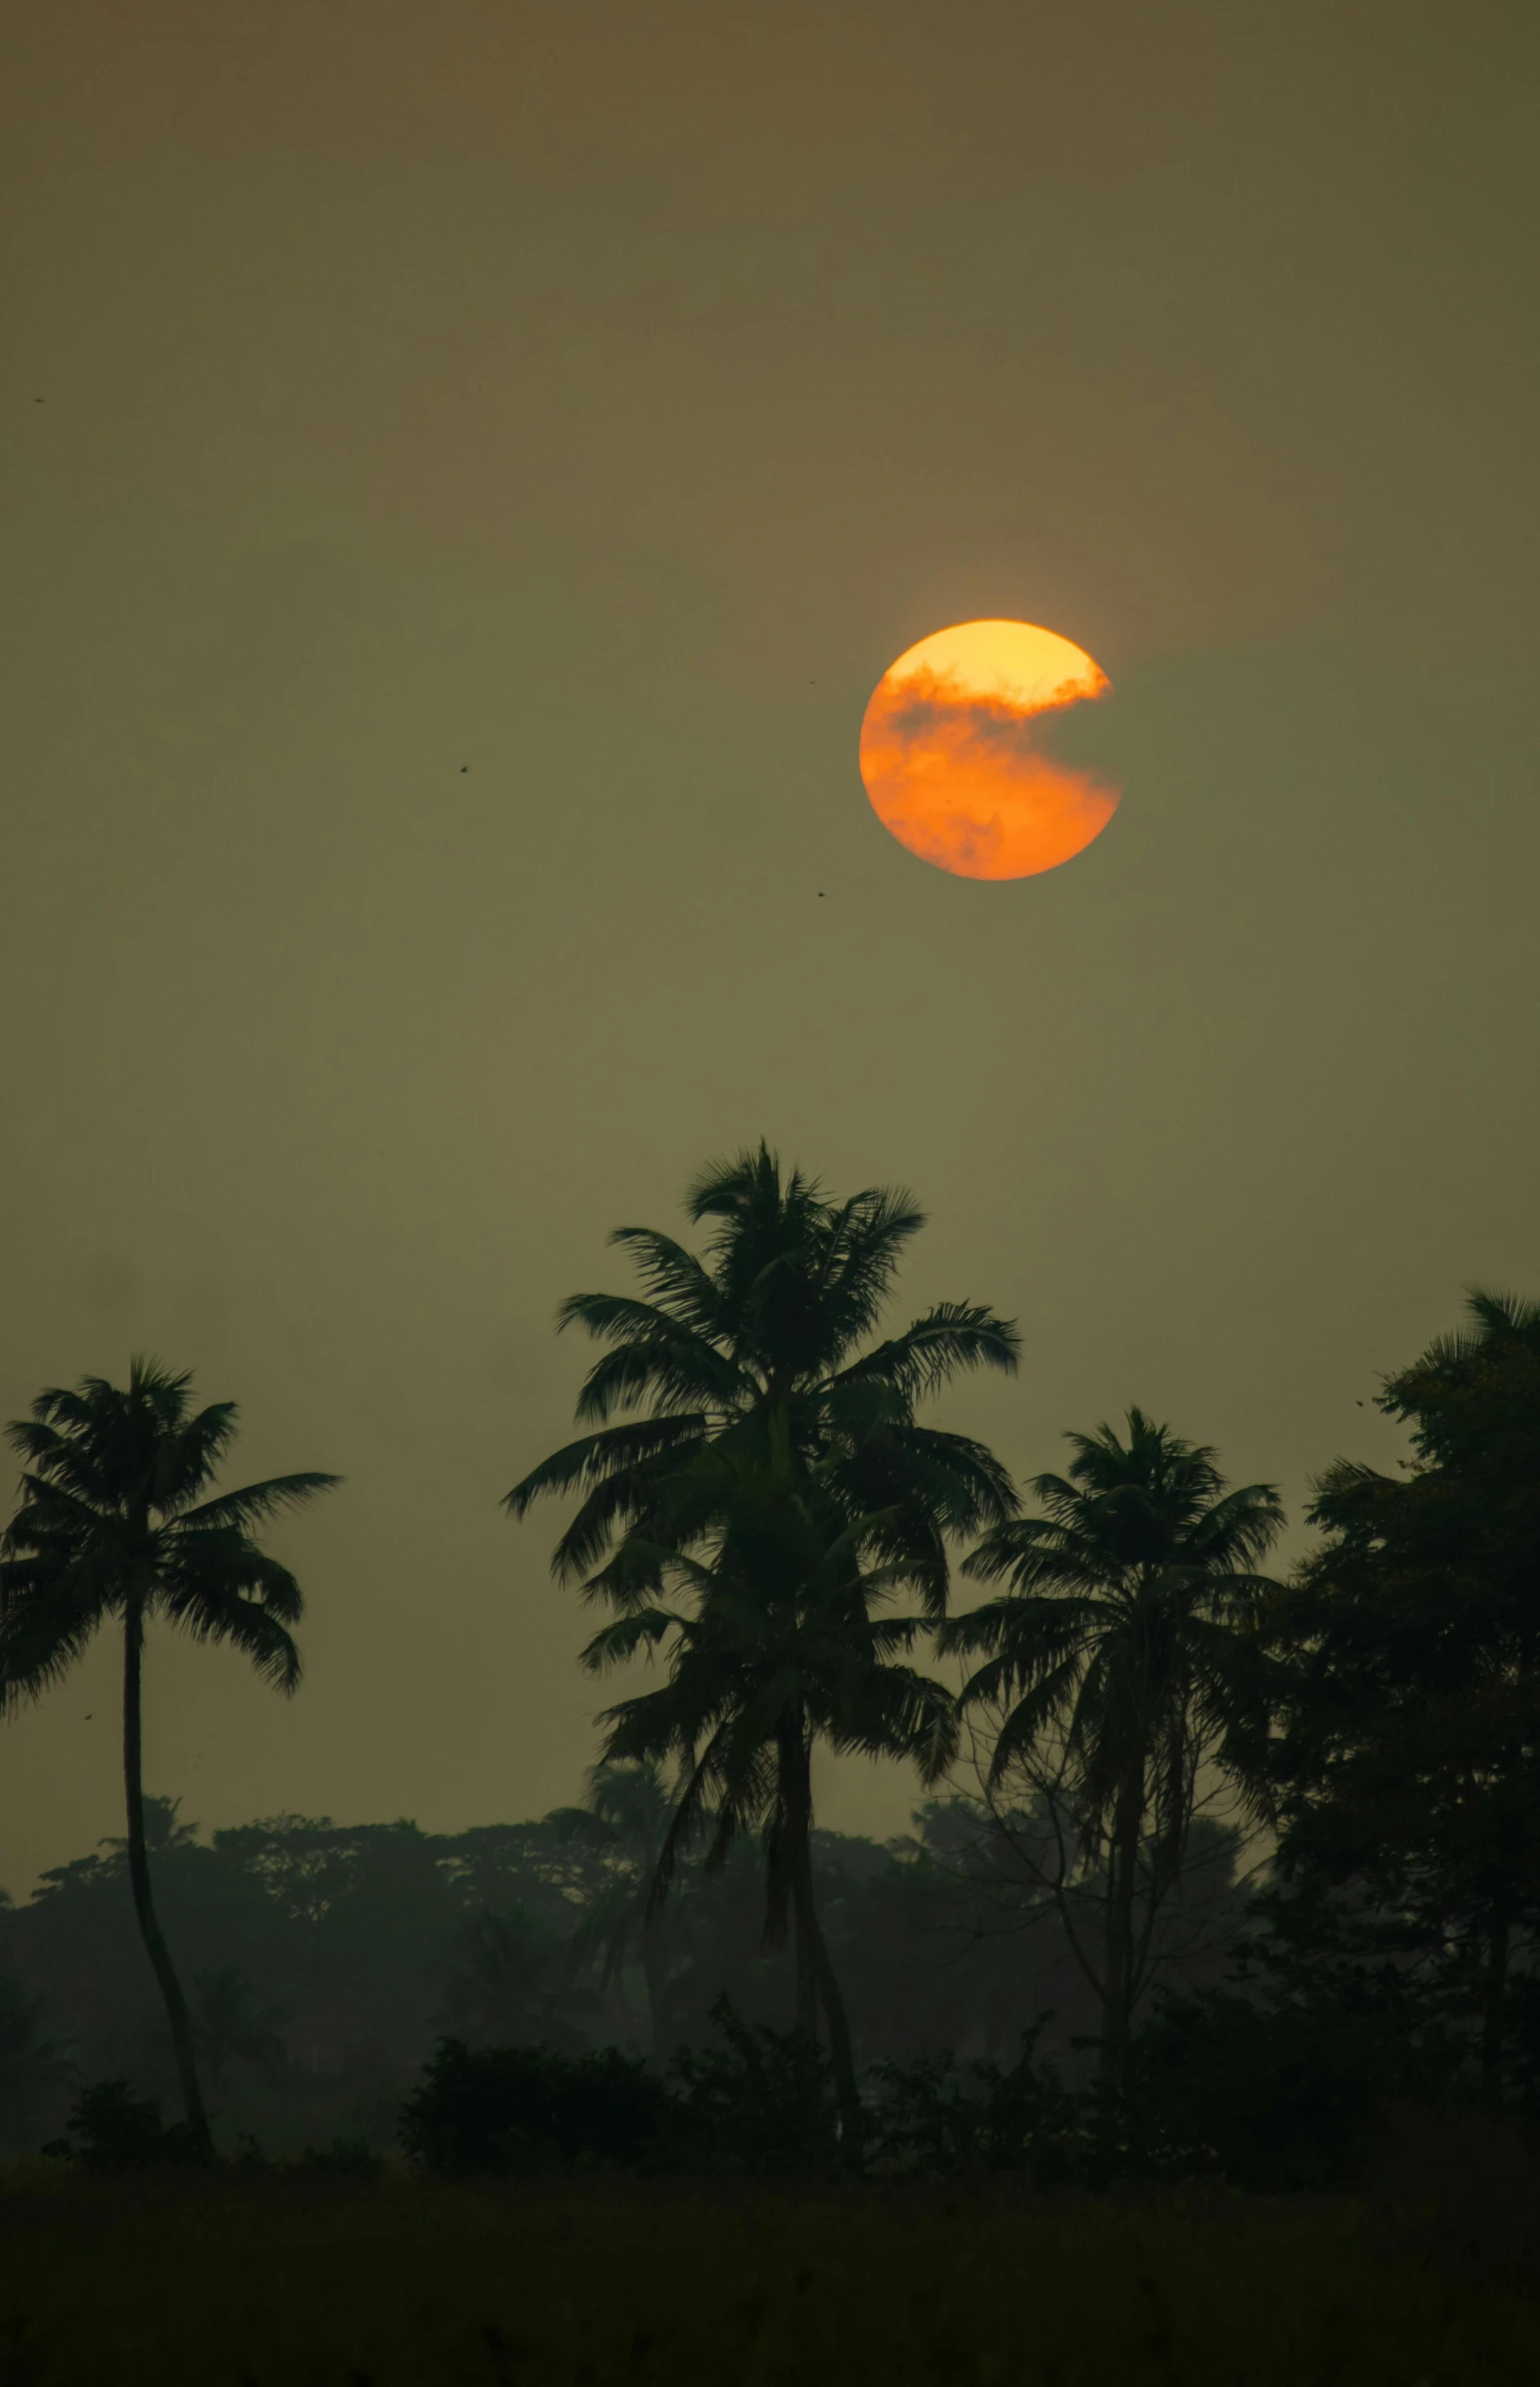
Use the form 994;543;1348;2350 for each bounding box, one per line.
859;623;1120;881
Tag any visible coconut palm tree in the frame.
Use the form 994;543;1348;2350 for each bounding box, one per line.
507;1148;1020;2128
0;1358;338;2159
944;1410;1282;2085
505;1144;1021;1606
584;1444;961;2143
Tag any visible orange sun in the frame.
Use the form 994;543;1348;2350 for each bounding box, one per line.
858;619;1120;880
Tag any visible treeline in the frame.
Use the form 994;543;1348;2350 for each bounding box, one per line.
2;1144;1538;2181
0;1788;1241;2160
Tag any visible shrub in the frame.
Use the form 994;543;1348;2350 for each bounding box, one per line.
866;2023;1083;2181
399;2038;671;2174
668;1998;841;2172
42;2079;204;2170
1109;1985;1467;2191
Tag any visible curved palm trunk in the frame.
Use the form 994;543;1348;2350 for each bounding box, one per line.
781;1718;863;2158
1099;1761;1145;2095
123;1606;214;2160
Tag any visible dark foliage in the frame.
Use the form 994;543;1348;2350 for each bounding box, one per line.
43;2078;205;2170
1102;1981;1469;2191
1264;1288;1540;2099
865;2021;1082;2180
400;2037;673;2173
667;1997;841;2171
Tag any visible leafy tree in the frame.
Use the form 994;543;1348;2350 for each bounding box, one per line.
945;1410;1282;2082
0;1358;338;2158
507;1149;1021;2127
1267;1288;1540;2099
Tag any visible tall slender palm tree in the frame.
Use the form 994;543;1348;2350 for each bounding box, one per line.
508;1148;1020;2119
584;1446;960;2141
0;1358;338;2159
944;1410;1282;2084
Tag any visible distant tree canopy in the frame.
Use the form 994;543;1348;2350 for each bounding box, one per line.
0;1787;1245;2157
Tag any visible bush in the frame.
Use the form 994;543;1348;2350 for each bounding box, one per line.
668;1998;840;2172
866;2023;1083;2181
1109;1985;1467;2191
399;2038;672;2174
42;2080;204;2170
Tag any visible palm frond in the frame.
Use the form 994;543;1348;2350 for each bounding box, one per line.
503;1415;706;1519
577;1608;680;1675
179;1472;343;1531
832;1302;1020;1401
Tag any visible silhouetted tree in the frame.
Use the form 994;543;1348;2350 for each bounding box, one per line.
0;1357;338;2157
945;1410;1282;2084
507;1149;1020;2119
1267;1288;1540;2099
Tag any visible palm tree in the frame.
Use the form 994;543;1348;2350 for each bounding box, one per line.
505;1144;1021;1606
583;1447;962;2142
944;1409;1282;2085
507;1148;1021;2124
0;1358;338;2159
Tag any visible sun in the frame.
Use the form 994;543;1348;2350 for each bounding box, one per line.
858;619;1120;880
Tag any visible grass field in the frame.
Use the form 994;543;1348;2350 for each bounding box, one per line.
0;2161;1536;2387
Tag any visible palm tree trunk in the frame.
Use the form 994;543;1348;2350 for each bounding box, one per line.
782;1721;863;2158
1099;1763;1145;2095
1480;1906;1511;2106
122;1605;214;2160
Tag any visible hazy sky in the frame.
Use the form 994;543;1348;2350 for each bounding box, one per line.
2;0;1537;1896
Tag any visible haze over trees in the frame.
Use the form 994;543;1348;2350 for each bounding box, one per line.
0;1151;1535;2182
